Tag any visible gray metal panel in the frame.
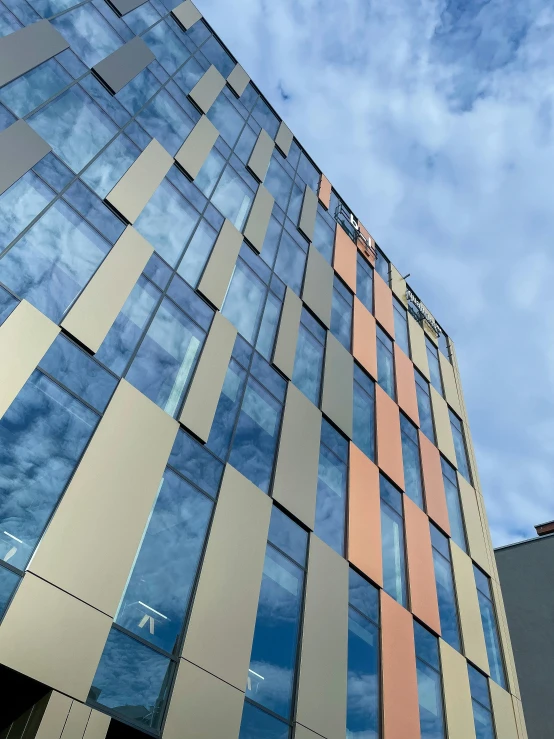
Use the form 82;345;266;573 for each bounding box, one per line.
175;115;219;180
189;64;226;114
298;185;318;242
0;120;51;196
247;129;274;183
272;287;301;379
321;332;354;438
227;63;250;97
108;0;147;15
171;0;202;29
92;37;154;94
0;20;69;88
243;184;274;253
197;219;243;309
275;120;293;156
302;244;333;328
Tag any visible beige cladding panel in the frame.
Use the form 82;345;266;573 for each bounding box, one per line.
302;244;334;328
390;264;408;307
34;692;72;739
60;702;91;739
430;385;457;465
189;64;226;113
294;726;321;739
298;185;318;243
0;120;51;196
458;473;490;573
450;541;490;674
408;313;430;379
182;465;271;690
227;64;250;97
171;0;202;29
197;219;243;309
512;697;528;739
163;659;244;739
272;286;301;379
175;115;219;180
296;535;348;739
439;352;462;415
106;138;173;224
0;574;111;701
321;332;354;438
29;380;178;616
440;639;476;739
0;300;59;420
243;184;274;253
272;384;321;530
62;226;153;353
490;576;520;698
490;681;518;739
180;312;237;443
247;129;274;183
275;120;293;156
0;20;69;88
83;711;111;739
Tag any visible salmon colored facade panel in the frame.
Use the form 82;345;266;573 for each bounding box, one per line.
333;224;357;293
357;222;375;265
381;592;421;739
419;432;451;535
318;174;331;209
404;496;441;635
394;344;419;425
348;443;382;587
376;385;405;491
374;272;395;339
353;297;377;379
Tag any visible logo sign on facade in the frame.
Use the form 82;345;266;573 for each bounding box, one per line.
406;288;442;337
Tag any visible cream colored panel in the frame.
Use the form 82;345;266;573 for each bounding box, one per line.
430;386;457;465
294;726;321;739
227;64;250;97
296;535;349;739
390;264;408;306
163;659;244;739
458;473;490;573
171;0;201;29
321;332;354;439
408;313;430;379
62;226;153;353
272;286;301;380
275;121;293;157
197;219;243;310
0;300;59;421
35;692;72;739
490;576;520;698
29;380;178;617
83;711;110;739
490;681;518;739
272;383;321;530
189;65;226;114
512;697;528;739
182;465;271;690
440;639;476;739
180;312;237;443
243;184;274;253
247;129;274;183
175;115;219;180
60;702;91;739
450;541;490;674
106;139;172;223
439;352;462;415
0;574;111;701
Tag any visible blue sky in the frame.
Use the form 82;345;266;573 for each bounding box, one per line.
197;0;554;547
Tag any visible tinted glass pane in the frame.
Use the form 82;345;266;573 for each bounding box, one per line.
207;358;247;460
177;219;217;288
268;506;308;567
137;90;195;156
207;92;244;146
375;249;389;282
415;375;435;444
376;328;394;399
449;411;471;482
0;58;71;118
63;180;125;244
349;568;379;624
356;254;373;313
473;702;495;739
353;382;375;461
169;429;223;498
321;418;349;463
88;628;171;730
476;584;506;687
314;444;346;555
347;608;380;739
116;67;160;115
426;338;443;397
211;166;253;230
0;171;54;251
222;260;267;345
441;459;466;552
400;414;423;508
432;546;461;652
143;19;189;74
265;157;293;212
256;292;281;362
292;323;324;406
331;283;352;351
0;371;96;569
394;300;409;356
238;702;289;739
381;495;406;607
312;211;334;263
274;231;306;296
0;565;20;619
417;660;445;739
414;621;440;670
252;97;279;138
52;4;122;67
202;35;234;76
32;152;73;192
297;152;319;191
469;665;491;709
81;134;140;199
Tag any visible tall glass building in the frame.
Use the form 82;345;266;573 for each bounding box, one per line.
0;2;528;738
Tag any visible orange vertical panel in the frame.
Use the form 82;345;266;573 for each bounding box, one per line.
394;344;419;425
374;272;395;339
381;592;421;739
376;385;405;491
404;496;441;635
348;443;382;587
357;222;375;265
333;224;357;293
318;174;331;209
419;432;451;535
353;298;377;379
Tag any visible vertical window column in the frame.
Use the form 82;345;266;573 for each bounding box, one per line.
380;474;407;607
330;275;353;352
430;524;462;652
393;297;410;356
400;412;424;508
425;336;444;397
356;252;374;314
314;419;348;555
291;307;326;406
376;325;395;399
414;621;446;739
415;369;436;443
353;364;376;461
441;458;468;552
474;566;507;688
449;409;472;483
468;665;497;739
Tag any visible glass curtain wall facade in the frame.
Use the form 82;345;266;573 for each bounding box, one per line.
0;2;526;738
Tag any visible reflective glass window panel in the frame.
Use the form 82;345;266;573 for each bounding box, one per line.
296;152;319;192
431;524;461;652
123;1;161;34
415;629;445;739
201;35;234;76
0;565;19;619
246;545;303;718
207;91;244;147
55;48;87;78
0;5;21;37
265;157;293;212
449;410;472;483
167;164;206;213
440;458;467;552
315;436;347;555
125;120;152;150
96;275;160;376
331;276;353;351
63;179;125;244
173;55;205;95
468;665;495;739
125;297;206;417
250;352;286;402
137;89;196;156
235;124;258;165
135;178;199;267
347;607;380;739
0;171;54;251
312;210;334;264
414;620;440;670
380;476;407;607
353;366;375;461
32;152;73;193
349;568;379;624
81;134;140;199
286;182;303;225
292;317;324;406
115;469;212;653
438;332;449;359
0;199;110;323
194;146;226;198
206;358;247;460
0;286;17;326
115;68;160;115
143;20;189;74
274;231;306;296
375;248;389;283
256;292;281;362
376;325;395;399
233;333;253;368
2;0;38;26
0;371;97;570
169;428;223;498
415;370;435;444
52;4;123;68
29;86;117;174
143;253;171;289
251;97;279;138
356;253;373;313
239;82;258;111
177;219;217;288
222;259;267;345
79;73;129;128
393;298;410;356
88;628;171;730
166;275;213;331
211;165;254;230
0;58;70;118
474;566;506;687
400;413;423;508
28;0;83;17
268;506;308;567
425;337;443;397
238;702;289;739
320;416;348;463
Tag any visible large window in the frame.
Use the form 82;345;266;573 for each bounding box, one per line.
400;413;423;508
440;458;467;552
414;621;446;739
393;297;410;356
292;307;325;406
468;665;496;739
474;566;506;688
449;410;472;483
425;336;444;397
376;325;395;399
356;252;373;314
415;370;436;444
353;364;375;461
380;475;407;607
331;275;353;351
314;419;348;555
430;524;461;652
374;247;389;283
